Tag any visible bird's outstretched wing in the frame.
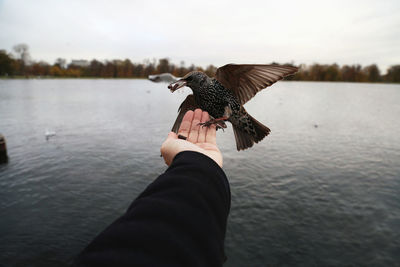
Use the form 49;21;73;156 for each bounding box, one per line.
215;64;298;105
171;94;199;133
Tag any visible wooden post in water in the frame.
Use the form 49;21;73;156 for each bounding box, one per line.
0;134;8;164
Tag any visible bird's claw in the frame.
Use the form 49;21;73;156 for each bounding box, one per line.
198;120;227;131
198;121;213;128
217;125;225;132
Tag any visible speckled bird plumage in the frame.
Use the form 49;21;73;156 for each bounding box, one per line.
190;73;240;118
168;64;298;151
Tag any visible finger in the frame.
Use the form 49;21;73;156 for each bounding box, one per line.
206;123;217;145
178;110;194;138
188;109;202;143
197;111;209;143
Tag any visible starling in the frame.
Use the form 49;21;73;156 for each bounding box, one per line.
168;64;298;151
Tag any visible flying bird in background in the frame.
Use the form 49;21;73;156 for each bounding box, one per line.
168;64;298;150
148;73;179;83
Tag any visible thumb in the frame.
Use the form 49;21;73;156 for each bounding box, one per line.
166;132;178;140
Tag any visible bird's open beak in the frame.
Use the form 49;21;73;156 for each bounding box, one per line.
168;80;186;92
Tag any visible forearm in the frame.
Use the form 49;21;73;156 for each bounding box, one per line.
75;151;230;267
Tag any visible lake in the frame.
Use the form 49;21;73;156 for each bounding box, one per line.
0;79;399;266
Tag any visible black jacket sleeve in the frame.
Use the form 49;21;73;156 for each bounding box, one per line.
74;151;231;267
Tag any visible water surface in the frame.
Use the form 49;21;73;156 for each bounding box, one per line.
0;80;399;266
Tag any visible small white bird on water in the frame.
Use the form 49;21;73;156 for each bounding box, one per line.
45;129;56;140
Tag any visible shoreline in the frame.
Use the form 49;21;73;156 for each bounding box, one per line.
0;76;399;84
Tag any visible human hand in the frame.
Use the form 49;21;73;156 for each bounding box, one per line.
161;109;223;167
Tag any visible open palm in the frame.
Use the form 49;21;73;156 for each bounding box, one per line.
161;109;223;167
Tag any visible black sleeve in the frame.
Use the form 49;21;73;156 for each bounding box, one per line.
74;151;231;267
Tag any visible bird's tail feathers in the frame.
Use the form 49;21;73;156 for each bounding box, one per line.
233;114;271;151
232;125;254;151
249;114;271;143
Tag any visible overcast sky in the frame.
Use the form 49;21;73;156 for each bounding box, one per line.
0;0;399;72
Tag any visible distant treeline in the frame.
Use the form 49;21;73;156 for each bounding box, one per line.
1;44;400;83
